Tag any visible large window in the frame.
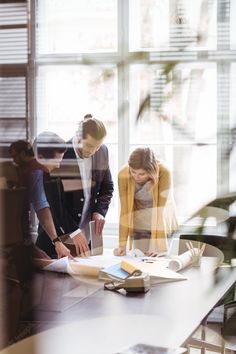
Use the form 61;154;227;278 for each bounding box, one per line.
35;0;236;236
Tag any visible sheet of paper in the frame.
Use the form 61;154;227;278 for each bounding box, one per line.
168;250;193;271
43;256;73;274
73;254;133;269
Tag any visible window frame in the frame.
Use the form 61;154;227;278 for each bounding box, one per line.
32;0;235;243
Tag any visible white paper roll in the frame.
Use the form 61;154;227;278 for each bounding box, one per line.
168;250;194;271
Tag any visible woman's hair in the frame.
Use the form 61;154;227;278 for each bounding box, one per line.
128;147;159;184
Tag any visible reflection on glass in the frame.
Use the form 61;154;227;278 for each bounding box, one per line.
130;144;216;219
230;0;236;49
104;144;118;223
129;0;216;51
37;65;118;142
130;63;217;144
37;0;117;54
230;63;236;191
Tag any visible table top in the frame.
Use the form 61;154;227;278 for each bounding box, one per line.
1;258;236;354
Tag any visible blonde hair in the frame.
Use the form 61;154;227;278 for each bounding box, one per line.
128;147;159;184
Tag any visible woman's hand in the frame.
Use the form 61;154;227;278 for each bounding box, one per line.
146;250;167;257
113;247;126;256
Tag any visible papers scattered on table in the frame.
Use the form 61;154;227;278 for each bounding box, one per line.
42;254;134;277
42;252;193;283
120;259;187;283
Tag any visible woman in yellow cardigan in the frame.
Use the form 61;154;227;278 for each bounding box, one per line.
114;147;178;256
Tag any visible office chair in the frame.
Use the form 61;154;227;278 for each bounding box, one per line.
180;234;236;354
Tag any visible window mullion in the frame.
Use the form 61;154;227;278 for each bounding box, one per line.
118;0;130;168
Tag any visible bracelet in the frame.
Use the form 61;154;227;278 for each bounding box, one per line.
52;237;62;246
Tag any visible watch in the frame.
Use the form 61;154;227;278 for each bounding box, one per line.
52;237;62;245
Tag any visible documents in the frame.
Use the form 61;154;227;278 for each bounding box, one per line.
120;259;187;283
42;253;188;283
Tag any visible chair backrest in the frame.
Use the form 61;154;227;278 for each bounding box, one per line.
0;161;18;185
179;234;236;263
0;187;28;246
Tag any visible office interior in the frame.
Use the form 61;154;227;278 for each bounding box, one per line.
0;0;236;353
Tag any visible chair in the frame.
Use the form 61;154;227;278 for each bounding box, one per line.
179;234;236;263
179;234;236;354
178;235;225;265
0;188;28;246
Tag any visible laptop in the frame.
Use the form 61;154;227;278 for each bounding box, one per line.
89;220;103;256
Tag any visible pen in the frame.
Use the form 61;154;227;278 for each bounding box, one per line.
197;241;201;256
199;243;206;257
189;241;196;256
186;241;195;257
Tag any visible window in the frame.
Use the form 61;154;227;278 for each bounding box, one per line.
0;2;29;157
35;0;235;237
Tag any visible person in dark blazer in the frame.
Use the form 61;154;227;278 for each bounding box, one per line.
61;114;114;256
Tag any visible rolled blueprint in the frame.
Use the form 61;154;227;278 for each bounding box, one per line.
168;250;196;271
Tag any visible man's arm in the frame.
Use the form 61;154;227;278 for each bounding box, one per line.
37;208;72;258
30;170;72;259
92;146;114;217
92;147;114;234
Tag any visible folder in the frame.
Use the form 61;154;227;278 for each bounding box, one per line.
99;262;130;281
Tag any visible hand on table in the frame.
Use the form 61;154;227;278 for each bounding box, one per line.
113;247;126;256
72;232;90;257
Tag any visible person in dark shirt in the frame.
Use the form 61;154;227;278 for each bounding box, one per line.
9;136;72;258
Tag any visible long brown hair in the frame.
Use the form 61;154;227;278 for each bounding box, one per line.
128;147;159;184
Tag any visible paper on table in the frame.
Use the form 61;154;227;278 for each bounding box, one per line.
42;254;126;277
168;250;195;271
121;259;187;282
43;256;75;274
74;254;122;268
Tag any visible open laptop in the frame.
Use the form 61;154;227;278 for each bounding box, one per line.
89;220;103;256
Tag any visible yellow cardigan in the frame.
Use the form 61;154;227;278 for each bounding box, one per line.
118;162;178;252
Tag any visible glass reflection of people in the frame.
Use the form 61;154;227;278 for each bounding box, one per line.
114;147;178;256
9;136;72;259
61;114;114;256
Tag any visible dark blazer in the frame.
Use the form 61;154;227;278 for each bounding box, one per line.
61;141;114;227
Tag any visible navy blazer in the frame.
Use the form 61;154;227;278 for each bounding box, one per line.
61;141;114;227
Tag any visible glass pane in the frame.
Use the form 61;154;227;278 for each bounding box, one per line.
230;63;236;191
129;63;217;144
130;144;217;219
37;65;118;142
230;0;236;49
129;0;216;51
0;119;26;143
104;144;118;224
37;0;117;54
